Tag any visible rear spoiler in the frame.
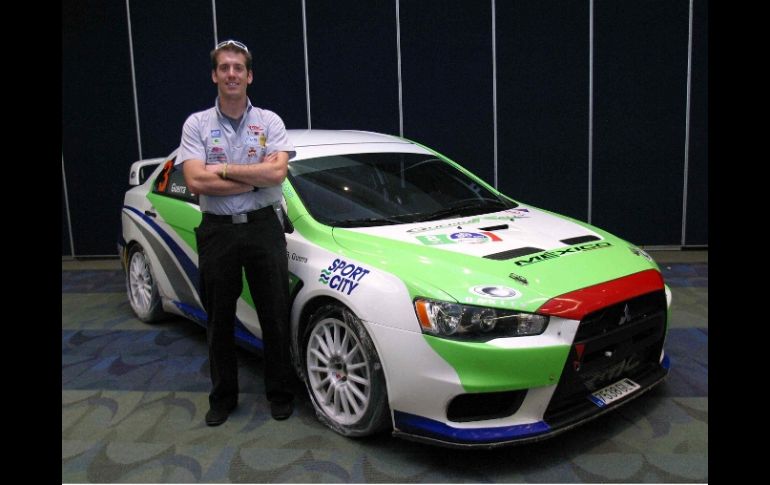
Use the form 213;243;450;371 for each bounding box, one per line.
129;157;166;185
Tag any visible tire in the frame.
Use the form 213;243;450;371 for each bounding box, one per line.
126;243;165;323
303;303;390;437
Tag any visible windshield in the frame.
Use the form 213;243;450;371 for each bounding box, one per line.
287;152;516;227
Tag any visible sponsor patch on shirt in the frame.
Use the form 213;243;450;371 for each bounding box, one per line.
211;129;221;137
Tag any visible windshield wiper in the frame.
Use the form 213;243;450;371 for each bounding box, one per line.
414;198;510;222
330;216;404;228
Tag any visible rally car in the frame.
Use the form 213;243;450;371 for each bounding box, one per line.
119;129;670;448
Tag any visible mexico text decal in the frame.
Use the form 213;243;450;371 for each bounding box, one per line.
512;242;613;266
319;258;371;295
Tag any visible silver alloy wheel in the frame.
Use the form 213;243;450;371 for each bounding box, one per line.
128;249;155;315
306;316;372;425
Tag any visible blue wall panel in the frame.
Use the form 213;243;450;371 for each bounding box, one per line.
400;0;495;185
216;0;308;130
685;0;708;246
593;0;690;245
63;0;139;255
131;0;215;158
62;0;708;255
496;0;589;220
305;0;399;134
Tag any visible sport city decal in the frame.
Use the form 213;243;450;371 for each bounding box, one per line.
319;258;370;295
512;242;613;266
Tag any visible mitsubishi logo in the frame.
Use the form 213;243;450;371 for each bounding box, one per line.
618;304;631;326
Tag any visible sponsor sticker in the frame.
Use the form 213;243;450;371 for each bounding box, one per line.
407;217;482;234
319;258;370;295
287;251;308;263
506;208;531;218
407;212;522;236
450;232;488;244
469;286;521;299
416;231;502;245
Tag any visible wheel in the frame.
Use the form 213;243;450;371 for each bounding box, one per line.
126;243;165;323
303;303;390;436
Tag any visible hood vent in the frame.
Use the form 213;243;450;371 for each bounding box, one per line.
560;235;600;245
478;224;509;231
484;246;544;261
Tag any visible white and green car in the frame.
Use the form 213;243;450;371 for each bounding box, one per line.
120;130;670;448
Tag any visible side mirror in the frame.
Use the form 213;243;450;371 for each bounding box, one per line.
284;216;295;234
277;202;294;234
275;197;294;234
129;157;166;186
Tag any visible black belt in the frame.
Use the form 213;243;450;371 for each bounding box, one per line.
202;206;274;224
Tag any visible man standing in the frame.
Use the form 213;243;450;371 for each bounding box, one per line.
177;39;295;426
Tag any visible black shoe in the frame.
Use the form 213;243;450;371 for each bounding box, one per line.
270;400;294;420
205;404;235;426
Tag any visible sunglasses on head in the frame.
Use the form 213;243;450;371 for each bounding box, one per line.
216;40;248;52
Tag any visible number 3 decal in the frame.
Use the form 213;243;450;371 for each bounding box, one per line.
157;160;174;192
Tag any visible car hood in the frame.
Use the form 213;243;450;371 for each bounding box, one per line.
330;206;660;313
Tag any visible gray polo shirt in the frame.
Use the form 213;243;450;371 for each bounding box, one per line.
176;97;296;215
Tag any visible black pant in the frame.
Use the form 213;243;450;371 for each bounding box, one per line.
195;207;294;411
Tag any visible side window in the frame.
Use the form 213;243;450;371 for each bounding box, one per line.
152;157;199;204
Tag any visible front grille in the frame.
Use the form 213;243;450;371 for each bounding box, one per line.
576;291;665;342
543;290;667;428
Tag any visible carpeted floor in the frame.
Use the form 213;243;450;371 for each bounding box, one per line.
62;251;707;483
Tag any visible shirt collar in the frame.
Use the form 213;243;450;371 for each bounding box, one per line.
214;96;253;120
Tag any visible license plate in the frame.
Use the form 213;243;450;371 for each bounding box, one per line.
588;378;641;407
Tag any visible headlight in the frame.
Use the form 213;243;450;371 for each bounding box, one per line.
414;298;548;340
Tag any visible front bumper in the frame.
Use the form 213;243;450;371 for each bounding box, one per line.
371;288;670;448
392;354;669;449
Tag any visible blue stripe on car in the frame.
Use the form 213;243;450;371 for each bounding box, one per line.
123;205;200;293
393;410;551;443
124;205;265;352
174;300;264;351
